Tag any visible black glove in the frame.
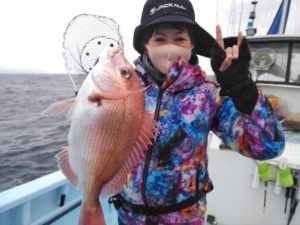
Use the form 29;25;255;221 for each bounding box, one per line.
210;37;258;115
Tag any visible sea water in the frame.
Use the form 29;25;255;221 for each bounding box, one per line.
0;73;85;191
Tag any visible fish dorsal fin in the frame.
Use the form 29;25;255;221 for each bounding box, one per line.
42;98;76;120
100;110;158;196
55;148;78;187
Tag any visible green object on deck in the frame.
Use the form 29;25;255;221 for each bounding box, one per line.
278;166;294;188
256;161;273;181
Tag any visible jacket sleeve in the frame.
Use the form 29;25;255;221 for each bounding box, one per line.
212;89;285;160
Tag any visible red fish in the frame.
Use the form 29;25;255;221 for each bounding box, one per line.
43;48;157;225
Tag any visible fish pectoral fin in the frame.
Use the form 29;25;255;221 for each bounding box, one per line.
100;110;158;197
136;110;158;148
55;148;78;187
42;98;76;120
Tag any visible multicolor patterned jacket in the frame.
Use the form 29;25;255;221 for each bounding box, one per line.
117;57;285;224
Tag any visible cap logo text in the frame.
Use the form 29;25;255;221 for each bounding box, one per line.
150;3;186;15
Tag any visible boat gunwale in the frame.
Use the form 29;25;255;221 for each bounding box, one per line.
0;170;66;213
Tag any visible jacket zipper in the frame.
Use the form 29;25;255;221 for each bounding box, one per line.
141;86;165;211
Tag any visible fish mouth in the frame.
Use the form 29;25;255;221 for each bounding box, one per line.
88;90;105;103
107;47;122;57
88;87;144;103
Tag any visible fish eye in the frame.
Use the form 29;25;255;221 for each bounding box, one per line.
120;67;131;79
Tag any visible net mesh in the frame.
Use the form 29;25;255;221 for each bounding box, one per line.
63;13;124;74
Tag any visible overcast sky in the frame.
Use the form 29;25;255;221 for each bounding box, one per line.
0;0;299;74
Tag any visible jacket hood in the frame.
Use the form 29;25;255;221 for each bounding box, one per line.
134;56;206;93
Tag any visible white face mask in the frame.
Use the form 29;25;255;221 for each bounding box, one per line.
146;44;193;74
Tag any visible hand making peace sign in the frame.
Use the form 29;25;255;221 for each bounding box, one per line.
216;25;244;72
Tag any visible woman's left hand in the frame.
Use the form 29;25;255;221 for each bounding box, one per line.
215;25;243;72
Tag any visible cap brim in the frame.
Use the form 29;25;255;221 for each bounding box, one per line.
146;14;197;26
133;15;215;58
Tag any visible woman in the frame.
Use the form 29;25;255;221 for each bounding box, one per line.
110;0;285;224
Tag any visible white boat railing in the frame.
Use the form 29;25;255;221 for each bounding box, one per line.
0;171;118;225
0;171;68;213
0;171;82;225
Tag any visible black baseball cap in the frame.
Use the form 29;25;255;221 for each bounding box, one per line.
133;0;215;58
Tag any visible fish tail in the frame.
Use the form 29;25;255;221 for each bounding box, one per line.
79;201;106;225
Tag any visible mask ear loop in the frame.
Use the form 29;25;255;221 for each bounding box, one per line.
142;51;153;68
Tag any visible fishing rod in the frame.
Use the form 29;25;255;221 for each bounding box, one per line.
287;174;299;225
